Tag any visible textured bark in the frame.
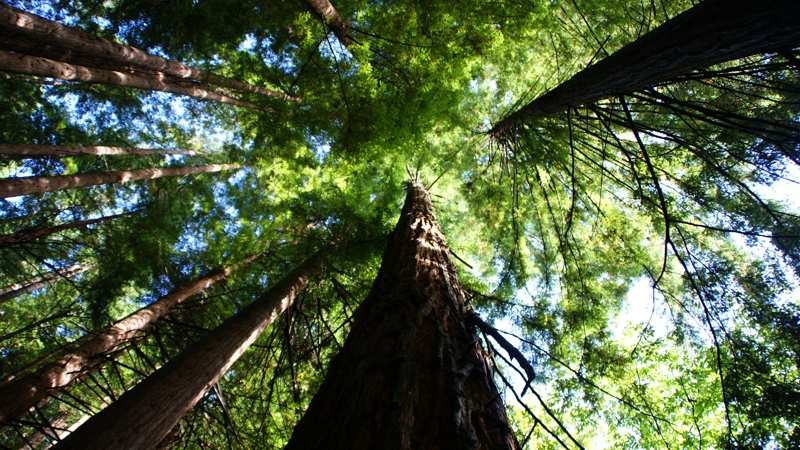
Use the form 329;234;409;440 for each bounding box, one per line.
491;0;800;136
0;3;295;101
0;212;131;246
286;182;519;450
54;253;324;449
305;0;353;46
0;163;239;198
0;50;259;108
0;254;259;426
0;264;88;304
0;144;197;158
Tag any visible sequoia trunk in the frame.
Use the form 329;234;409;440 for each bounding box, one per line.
0;212;131;246
0;144;197;158
305;0;353;46
0;263;88;304
0;50;258;108
285;181;519;450
0;163;239;198
490;0;800;136
0;3;292;100
0;254;259;426
54;253;324;449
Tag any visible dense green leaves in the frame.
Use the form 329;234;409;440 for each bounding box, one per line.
1;0;798;448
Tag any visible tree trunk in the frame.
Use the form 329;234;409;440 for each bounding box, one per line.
17;411;69;449
0;254;259;426
0;3;294;101
0;264;88;304
490;0;800;136
17;413;90;449
0;212;131;246
0;50;259;109
285;181;519;450
53;253;324;449
0;144;197;158
0;163;239;198
305;0;353;46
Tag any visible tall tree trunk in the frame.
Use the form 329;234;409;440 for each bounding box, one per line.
305;0;353;46
0;50;259;108
0;211;131;246
0;263;88;304
0;144;197;158
490;0;800;136
285;181;519;450
0;163;239;198
0;254;260;426
0;3;295;101
53;253;324;449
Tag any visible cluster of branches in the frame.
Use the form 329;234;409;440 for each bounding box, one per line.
478;0;800;447
1;0;799;448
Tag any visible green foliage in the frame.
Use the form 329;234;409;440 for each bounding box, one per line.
1;0;798;448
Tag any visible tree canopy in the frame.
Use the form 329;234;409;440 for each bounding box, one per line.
1;0;798;448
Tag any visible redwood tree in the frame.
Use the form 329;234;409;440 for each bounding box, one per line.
0;211;131;246
305;0;353;47
1;0;798;448
0;144;197;158
0;253;259;426
54;252;325;449
0;263;88;304
0;163;240;197
285;181;519;450
0;50;259;109
490;0;800;137
0;3;293;101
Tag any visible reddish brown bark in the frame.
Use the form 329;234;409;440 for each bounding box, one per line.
54;253;324;449
0;212;131;246
0;144;197;158
0;254;259;426
0;50;259;108
0;263;88;304
490;0;800;137
285;182;520;450
305;0;353;46
0;163;240;198
0;3;295;101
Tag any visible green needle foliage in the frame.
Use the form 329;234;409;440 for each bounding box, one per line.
0;0;798;448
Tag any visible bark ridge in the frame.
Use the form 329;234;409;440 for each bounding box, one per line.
286;181;519;450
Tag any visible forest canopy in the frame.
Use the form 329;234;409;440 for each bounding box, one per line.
0;0;799;448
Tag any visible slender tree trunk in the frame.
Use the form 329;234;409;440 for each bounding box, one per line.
0;144;196;158
0;163;239;198
53;253;324;449
18;412;90;449
0;254;260;426
0;50;259;108
17;411;69;449
0;3;295;101
305;0;353;46
286;181;519;450
0;264;88;304
0;211;131;246
490;0;800;136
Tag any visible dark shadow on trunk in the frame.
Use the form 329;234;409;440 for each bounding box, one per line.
285;181;520;450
